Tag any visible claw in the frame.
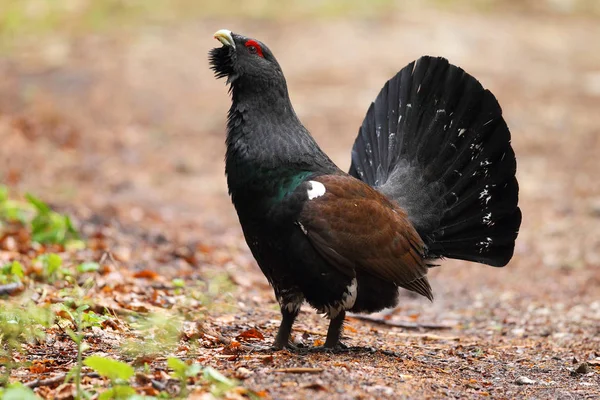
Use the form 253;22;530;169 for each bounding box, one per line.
271;342;302;352
282;342;349;354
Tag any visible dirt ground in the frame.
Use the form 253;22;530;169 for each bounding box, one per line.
1;5;599;399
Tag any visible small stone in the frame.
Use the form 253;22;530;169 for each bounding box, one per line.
574;362;590;374
515;376;536;385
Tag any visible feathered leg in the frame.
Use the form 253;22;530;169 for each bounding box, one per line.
324;310;346;349
273;307;299;350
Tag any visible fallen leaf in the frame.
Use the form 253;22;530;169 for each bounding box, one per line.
260;355;274;364
29;362;47;374
222;341;242;355
133;270;160;280
236;328;264;342
54;383;77;400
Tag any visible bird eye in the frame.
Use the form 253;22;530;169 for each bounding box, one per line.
244;40;264;58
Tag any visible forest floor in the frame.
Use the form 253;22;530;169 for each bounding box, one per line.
1;5;599;399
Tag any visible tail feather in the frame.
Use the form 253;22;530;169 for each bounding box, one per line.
349;56;521;267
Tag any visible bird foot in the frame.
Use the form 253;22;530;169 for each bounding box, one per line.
300;344;379;354
284;342;351;354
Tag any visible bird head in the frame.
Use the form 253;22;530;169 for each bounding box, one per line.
209;29;284;90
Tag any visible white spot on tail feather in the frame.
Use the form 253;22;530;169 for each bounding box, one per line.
458;128;467;137
307;181;326;200
479;187;492;205
477;237;493;254
483;212;495;227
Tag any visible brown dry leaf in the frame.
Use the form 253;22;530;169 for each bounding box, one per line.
56;309;73;321
236;328;265;342
133;355;158;367
333;362;350;370
313;339;324;347
133;270;160;280
124;301;150;313
100;319;121;331
222;341;242;355
197;244;215;254
29;361;47;374
35;386;53;399
260;355;274;365
139;386;160;396
54;383;76;400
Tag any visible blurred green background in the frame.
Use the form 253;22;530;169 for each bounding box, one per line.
1;0;599;50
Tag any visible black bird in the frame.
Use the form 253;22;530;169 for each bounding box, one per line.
209;29;521;350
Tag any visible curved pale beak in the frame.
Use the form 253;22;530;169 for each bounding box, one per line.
214;29;235;49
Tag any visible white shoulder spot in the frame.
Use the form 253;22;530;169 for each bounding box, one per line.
307;180;326;200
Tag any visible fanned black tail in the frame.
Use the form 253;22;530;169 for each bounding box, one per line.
349;56;521;267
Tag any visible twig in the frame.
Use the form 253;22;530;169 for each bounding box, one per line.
273;367;324;374
0;282;23;296
351;315;453;330
212;332;257;352
391;333;460;341
99;251;118;268
25;372;100;389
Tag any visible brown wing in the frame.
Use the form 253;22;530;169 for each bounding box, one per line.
298;175;433;300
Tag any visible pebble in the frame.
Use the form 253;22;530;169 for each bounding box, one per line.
574;362;590;374
515;376;536;385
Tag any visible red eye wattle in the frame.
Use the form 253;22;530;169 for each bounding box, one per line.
244;40;264;58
